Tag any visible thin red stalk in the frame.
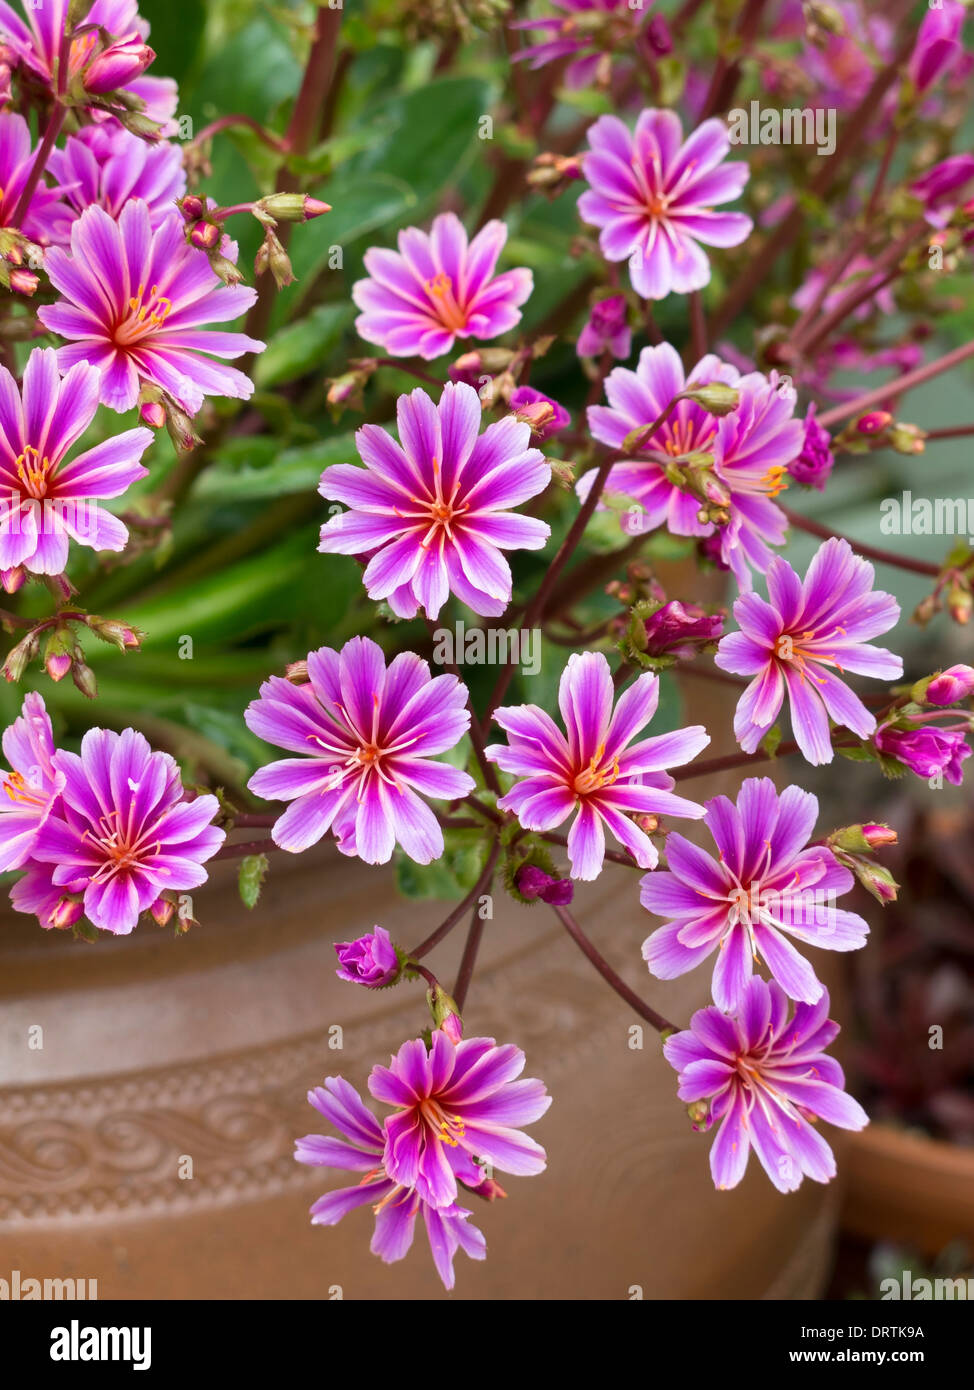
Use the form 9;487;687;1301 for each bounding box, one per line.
188;114;286;154
214;837;281;860
782;506;941;577
672;742;799;781
817;340;974;429
407;841;500;961
453;900;488;1011
551;904;678;1034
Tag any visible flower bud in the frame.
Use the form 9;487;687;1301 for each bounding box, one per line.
43;627;73;682
207;249;244;287
189;219;221;251
50;896;84;930
687;1100;712;1131
3;630;38;682
163;397;203;454
255;229;294;289
8;267;38;296
71;660;98;699
947;577;972;625
515;863;574;906
427;980;463;1039
257;192;331;222
887;421;925;455
678;382;741;416
285;659;309;684
88;615;142;651
83;33;155;94
925;664;974;705
150;896;175;927
178;194;205;222
855;410;893;435
334;925;400;988
827;822;897;854
140;400;166;429
1;564;25;594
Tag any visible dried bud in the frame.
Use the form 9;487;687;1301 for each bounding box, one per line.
947;577;972;625
4;629;38;682
207;249;244;287
88;616;142;651
255;229;294;289
887;421;926;455
1;565;25;594
71;660;98;699
285;659;309;684
163;397;203;454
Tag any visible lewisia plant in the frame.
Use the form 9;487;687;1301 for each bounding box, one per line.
0;0;972;1298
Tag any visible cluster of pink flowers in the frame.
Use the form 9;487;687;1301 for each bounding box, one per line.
3;0;972;1296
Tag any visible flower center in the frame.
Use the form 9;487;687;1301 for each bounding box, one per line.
660;417;715;458
15;445;53;499
425;272;469;333
83;810;160;883
572;744;620;795
2;769;45;807
646;192;669;219
115;283;172;346
420;1097;467;1148
759;463;789;498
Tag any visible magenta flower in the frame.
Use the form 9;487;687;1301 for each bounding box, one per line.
47;122;186;234
245;637;476;864
664;978;868;1193
512;0;645;89
508;385;570;440
38;201;263;414
352;213;533;360
334;926;399;987
30;728;225;935
926;664;974;706
583;342;741;536
369;1030;551;1208
642;600;724;661
910;154;974;228
318;383;550;620
787;403;833;491
792;255;896;322
0;349;153;579
515;863;574;906
295;1075;487;1291
578;109;752;300
0;0;176;125
716;539;905;761
715;539;903;764
874;718;971;786
909;0;966;93
0;111;71;245
487;652;709;880
0;693;64;873
582;344;801;586
576;293;631;360
641;778;869;1010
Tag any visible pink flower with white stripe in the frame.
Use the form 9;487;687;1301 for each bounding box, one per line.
245;637;476;865
318;382;550;620
38;201;263;415
715;538;903;765
486;651;709;880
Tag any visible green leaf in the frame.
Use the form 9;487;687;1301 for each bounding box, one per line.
238;854;270;910
255;304;355;388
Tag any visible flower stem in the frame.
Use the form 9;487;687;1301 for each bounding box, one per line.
213;837;281;860
550;903;679;1034
11;103;65;229
782;505;941;577
817;339;974;429
407;840;501;961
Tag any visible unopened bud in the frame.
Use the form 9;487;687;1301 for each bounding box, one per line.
855;410;893;435
82;33;154;95
4;630;38;682
189;219;221;251
1;565;25;594
179;194;205;221
925;664;974;705
88;615;142;651
427;980;463;1040
71;660;98;699
150;896;175;927
679;382;741;416
50;896;84;930
9;267;38;295
140;400;166;428
43;627;73;682
258;192;331;222
888;421;925;455
687;1100;711;1131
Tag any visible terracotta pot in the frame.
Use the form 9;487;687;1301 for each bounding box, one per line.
0;838;842;1300
841;1124;974;1255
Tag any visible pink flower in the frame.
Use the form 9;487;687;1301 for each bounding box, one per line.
0;693;64;873
0;110;71;245
576;293;631;360
369;1030;551;1208
787;403;834;491
244;637;476;865
508;385;570;440
352;213;533;360
47;121;186;234
30;727;225;935
578;109;752;300
295;1075;487;1290
909;1;967;93
487;651;709;879
925;664;974;706
318;383;550;620
664;978;868;1193
0;348;153;578
334;926;399;987
38;201;264;414
715;538;903;765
